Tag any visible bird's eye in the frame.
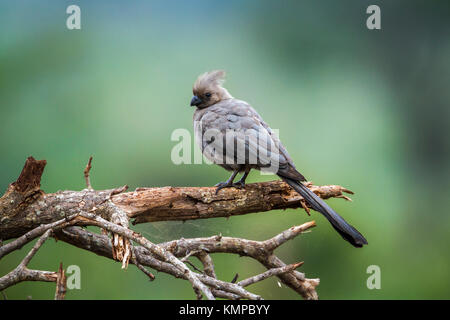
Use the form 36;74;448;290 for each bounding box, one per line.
205;93;212;98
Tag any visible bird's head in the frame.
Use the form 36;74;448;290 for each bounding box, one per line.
190;70;233;108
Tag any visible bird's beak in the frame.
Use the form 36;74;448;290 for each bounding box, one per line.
190;95;202;107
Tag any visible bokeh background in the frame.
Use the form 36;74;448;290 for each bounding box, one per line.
1;0;449;300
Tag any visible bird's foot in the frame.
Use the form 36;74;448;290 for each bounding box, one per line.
214;181;246;194
214;181;233;194
232;181;246;189
213;181;235;194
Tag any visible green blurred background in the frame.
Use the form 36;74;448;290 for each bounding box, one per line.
1;0;449;299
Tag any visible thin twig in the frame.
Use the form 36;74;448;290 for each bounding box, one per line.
54;262;66;300
185;260;204;274
131;247;155;280
237;262;304;287
197;274;261;300
84;156;93;190
0;230;57;291
263;222;316;251
180;250;202;262
20;229;53;267
196;252;217;279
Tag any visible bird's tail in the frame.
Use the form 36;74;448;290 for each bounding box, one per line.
279;176;368;247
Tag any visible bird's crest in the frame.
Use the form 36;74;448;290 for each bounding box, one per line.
193;70;226;93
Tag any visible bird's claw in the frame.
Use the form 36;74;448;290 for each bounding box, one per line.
214;181;231;194
214;181;246;194
232;181;245;189
214;181;228;187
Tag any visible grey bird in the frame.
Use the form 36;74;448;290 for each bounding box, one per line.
189;70;367;248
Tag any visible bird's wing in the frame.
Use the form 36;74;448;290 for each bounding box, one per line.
243;103;306;181
197;100;305;180
255;111;307;181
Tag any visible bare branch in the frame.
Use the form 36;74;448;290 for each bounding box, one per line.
0;214;78;259
0;156;359;300
116;182;354;225
83;156;93;190
77;212;216;300
263;222;316;251
196;251;217;279
196;274;261;300
54;262;66;300
1;179;351;241
131;247;155;281
0;230;57;291
54;222;318;299
20;229;52;267
237;262;304;287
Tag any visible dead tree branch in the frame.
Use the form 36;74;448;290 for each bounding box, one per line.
54;262;67;300
0;230;57;291
0;156;356;299
83;156;93;190
0;214;78;259
237;262;304;288
0;158;353;240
